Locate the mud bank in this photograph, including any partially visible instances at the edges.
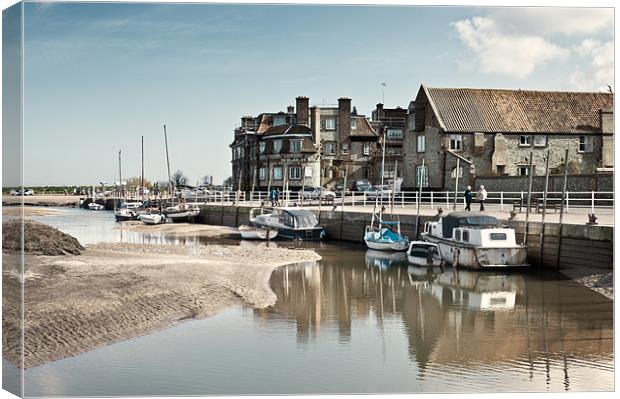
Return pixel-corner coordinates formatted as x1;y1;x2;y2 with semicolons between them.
2;243;321;368
2;195;81;207
117;220;240;238
2;207;63;217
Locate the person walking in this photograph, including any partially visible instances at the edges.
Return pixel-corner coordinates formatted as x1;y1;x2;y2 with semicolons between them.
477;185;487;211
464;186;473;211
275;188;281;207
269;188;276;207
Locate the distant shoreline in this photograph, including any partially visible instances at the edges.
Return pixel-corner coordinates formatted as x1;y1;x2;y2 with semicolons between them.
2;194;81;207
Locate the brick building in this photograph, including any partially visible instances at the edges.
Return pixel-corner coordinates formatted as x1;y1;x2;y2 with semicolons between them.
230;96;379;191
371;103;408;182
403;85;614;190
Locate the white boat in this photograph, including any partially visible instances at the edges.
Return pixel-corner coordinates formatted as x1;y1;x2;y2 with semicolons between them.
239;225;278;240
407;241;443;267
250;207;325;240
163;204;200;223
421;211;529;269
364;222;410;251
87;202;105;210
114;207;136;222
139;213;166;225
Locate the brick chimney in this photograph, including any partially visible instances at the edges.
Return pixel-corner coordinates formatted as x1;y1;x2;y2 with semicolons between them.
310;106;321;146
375;103;384;121
338;97;351;138
287;105;294;113
296;96;309;125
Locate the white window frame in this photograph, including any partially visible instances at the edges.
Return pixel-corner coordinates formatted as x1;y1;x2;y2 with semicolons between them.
273;166;283;180
519;166;530;176
578;136;593;153
417;134;426;153
325;117;336;130
533;135;547;147
363;142;370;156
350;119;357;130
259;142;266;153
519;135;531;147
273;139;283;153
289;166;302;180
290;139;302;153
325;142;336;155
259;167;266;181
416;165;429;187
449;134;462;151
341;143;349;155
451;167;463;179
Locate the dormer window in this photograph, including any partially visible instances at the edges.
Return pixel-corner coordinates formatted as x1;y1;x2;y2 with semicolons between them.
259;142;266;153
290;139;302;153
273;140;283;153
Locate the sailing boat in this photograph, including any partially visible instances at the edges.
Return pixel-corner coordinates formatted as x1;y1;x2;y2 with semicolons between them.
363;133;409;251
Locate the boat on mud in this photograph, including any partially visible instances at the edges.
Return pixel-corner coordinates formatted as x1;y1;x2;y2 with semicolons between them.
87;202;105;211
249;207;325;240
238;225;278;240
139;213;167;225
163;203;200;223
421;211;529;269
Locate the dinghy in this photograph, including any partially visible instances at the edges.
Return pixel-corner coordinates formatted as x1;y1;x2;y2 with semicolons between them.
407;241;443;267
239;225;278;240
88;202;105;211
139;213;166;225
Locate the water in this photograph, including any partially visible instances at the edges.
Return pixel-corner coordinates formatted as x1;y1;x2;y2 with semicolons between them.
4;208;614;395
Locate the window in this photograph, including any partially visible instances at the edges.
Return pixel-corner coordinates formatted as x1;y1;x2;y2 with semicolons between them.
350;119;357;129
363;167;370;179
579;136;593;153
455;230;461;241
325;142;336;155
417;134;426;153
289;166;301;180
416;165;429;187
520;135;531;146
449;134;462;150
496;165;506;174
451;167;463;179
273;166;283;180
533;135;547;147
363;143;370;156
324;117;336;130
519;166;530;176
462;230;469;242
259;142;266;153
273;140;283;153
290;139;302;153
259;167;266;181
490;233;507;241
386;129;403;140
341;143;349;155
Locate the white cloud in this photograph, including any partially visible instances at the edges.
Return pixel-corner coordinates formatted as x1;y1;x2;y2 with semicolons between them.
487;8;613;37
570;39;614;90
452;17;568;79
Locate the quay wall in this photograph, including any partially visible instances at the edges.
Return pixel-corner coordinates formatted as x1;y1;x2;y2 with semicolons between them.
197;205;613;271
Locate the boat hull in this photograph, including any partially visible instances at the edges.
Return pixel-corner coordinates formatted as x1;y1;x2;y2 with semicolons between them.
165;210;199;223
253;222;324;240
364;238;409;251
239;225;278;240
424;235;528;269
139;214;165;225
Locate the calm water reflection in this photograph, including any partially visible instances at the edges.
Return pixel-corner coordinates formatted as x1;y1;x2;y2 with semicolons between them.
4;208;614;395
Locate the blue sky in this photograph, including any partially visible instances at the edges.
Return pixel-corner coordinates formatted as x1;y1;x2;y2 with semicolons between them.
6;1;615;186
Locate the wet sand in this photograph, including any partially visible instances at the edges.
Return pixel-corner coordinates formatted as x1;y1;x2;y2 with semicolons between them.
2;243;321;369
117;220;240;238
2;206;63;217
2;195;81;207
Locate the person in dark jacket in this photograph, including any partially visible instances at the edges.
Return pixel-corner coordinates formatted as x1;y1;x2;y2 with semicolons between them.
464;185;473;211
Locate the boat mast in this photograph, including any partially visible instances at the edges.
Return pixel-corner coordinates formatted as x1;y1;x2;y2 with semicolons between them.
379;132;386;228
118;149;123;203
163;124;173;204
141;135;144;201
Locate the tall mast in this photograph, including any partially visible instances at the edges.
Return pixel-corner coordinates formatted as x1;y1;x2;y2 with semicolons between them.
163;125;173;200
118;149;122;202
141;135;144;200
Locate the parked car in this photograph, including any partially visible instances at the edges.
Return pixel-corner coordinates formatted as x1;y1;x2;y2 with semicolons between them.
9;188;34;196
302;186;336;200
24;189;34;196
9;189;20;196
334;180;350;193
364;185;393;200
352;179;372;192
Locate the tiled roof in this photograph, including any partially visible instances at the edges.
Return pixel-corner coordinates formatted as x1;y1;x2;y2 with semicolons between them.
350;116;378;137
262;124;313;137
262;124;290;136
423;86;613;134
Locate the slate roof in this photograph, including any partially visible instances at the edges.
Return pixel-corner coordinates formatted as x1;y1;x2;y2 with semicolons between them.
350;116;379;138
262;124;313;137
423;86;613;134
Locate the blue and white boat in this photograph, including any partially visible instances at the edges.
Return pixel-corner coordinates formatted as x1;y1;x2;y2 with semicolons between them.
250;207;325;240
364;218;410;251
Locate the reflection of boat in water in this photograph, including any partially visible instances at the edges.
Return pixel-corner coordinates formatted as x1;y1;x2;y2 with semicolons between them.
407;241;443;267
238;239;279;249
365;249;408;270
238;225;278;240
422;212;528;269
250;207;325;240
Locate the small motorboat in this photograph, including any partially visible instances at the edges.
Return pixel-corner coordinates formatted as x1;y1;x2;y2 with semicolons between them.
422;211;529;269
139;213;166;225
114;207;136;222
407;241;443;267
239;225;278;240
250;207;325;240
163;203;200;223
87;202;105;211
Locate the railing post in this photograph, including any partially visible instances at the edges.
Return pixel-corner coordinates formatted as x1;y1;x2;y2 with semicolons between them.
431;191;434;209
352;191;355;206
500;191;504;211
566;191;569;212
363;194;366;207
591;191;595;213
445;191;449;207
401;191;405;208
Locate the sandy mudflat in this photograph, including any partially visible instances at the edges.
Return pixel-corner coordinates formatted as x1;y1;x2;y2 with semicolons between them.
2;243;321;368
2;207;63;217
117;220;240;238
2;195;81;207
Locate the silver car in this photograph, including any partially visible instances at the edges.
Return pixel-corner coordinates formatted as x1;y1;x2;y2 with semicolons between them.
302;186;336;200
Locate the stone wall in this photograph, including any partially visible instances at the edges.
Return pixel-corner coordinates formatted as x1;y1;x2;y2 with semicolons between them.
474;172;613;193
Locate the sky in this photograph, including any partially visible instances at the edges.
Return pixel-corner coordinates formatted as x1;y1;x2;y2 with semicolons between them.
2;1;615;186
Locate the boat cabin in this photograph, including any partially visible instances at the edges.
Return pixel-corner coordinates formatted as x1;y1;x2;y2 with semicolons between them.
424;212;519;248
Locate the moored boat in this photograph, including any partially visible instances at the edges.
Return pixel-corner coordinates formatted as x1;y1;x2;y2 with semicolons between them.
250;207;325;240
364;221;410;251
239;225;278;240
139;213;166;225
407;241;443;267
421;211;529;269
163;203;200;223
114;207;136;222
87;202;105;211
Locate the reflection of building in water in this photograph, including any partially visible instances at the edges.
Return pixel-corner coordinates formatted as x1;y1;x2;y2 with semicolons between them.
261;258;613;385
